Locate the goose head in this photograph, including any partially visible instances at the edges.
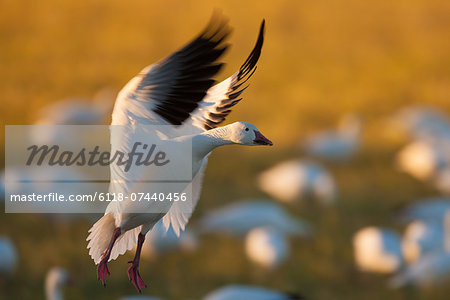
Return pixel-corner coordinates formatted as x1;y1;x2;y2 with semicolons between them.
228;122;273;146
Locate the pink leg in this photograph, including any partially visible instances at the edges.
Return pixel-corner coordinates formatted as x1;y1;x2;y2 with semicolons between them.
128;233;147;292
97;227;121;286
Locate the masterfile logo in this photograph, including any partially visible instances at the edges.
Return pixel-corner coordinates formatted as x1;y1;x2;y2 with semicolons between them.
4;125;194;213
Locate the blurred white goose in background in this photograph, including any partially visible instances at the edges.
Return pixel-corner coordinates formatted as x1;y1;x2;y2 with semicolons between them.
389;250;450;288
402;220;445;263
258;160;336;205
141;221;198;260
395;139;450;181
0;237;18;276
30;88;114;148
199;200;311;238
245;227;289;269
398;197;450;224
35;88;114;125
302;114;362;162
353;227;403;274
45;267;71;300
203;285;302;300
390;105;450;141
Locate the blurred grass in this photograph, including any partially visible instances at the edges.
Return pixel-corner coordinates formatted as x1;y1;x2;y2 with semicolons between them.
1;0;450;299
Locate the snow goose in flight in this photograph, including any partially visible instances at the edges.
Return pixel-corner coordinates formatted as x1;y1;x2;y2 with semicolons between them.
87;15;270;292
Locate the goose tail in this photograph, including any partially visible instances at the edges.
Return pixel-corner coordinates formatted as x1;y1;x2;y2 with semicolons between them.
86;213;116;264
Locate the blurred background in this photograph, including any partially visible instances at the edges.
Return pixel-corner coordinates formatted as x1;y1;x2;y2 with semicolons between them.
1;0;450;299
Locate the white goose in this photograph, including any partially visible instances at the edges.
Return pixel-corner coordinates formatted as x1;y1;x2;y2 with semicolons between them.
35;87;114;125
258;160;336;204
302;114;362;162
390;105;450;141
203;285;302;300
199;200;311;237
402;219;445;263
45;267;71;300
245;226;289;269
87;16;271;292
395;139;450;181
353;227;403;274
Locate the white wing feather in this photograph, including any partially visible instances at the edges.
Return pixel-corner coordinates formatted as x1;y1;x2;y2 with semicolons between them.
163;156;209;236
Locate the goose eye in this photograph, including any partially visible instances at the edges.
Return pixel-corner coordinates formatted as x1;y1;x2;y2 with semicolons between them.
245;128;249;132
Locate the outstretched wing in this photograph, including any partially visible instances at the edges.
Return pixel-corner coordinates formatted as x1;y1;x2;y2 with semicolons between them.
162;21;265;236
112;14;231;127
162;155;209;236
186;19;265;131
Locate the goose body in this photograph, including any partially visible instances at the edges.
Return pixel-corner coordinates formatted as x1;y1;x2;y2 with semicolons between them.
353;227;403;274
258;160;336;204
199;200;310;237
86;16;271;292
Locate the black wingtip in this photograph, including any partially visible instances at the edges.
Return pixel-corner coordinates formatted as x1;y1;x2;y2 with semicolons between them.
199;10;232;42
239;19;265;79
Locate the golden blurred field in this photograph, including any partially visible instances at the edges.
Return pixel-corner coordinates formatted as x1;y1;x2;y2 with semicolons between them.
1;0;450;299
